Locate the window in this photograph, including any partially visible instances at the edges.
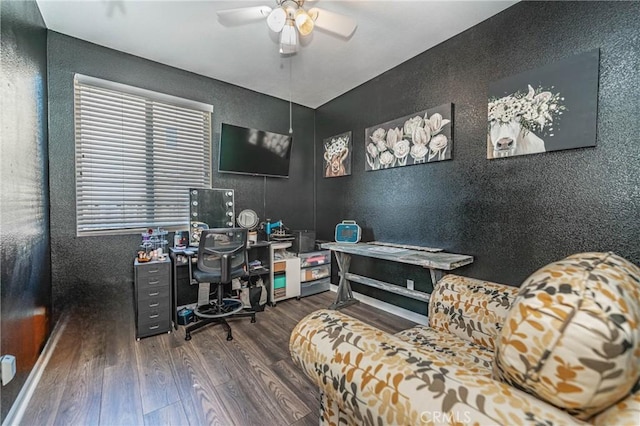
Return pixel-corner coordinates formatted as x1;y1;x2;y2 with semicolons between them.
74;74;212;236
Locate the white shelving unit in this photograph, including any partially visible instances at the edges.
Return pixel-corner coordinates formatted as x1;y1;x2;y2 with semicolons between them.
268;241;301;306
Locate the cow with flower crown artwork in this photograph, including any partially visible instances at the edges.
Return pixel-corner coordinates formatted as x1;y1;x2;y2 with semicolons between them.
323;131;352;178
487;84;566;159
486;49;600;159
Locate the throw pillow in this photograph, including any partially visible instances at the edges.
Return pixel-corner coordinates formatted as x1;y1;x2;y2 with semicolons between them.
493;252;640;420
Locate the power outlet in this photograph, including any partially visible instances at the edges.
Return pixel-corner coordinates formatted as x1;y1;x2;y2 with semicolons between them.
1;354;16;386
406;279;414;291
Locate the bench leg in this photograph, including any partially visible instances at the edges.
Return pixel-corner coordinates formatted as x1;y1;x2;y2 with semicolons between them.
329;252;358;310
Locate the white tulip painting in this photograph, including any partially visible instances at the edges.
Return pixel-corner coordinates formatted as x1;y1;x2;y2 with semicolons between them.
365;103;453;171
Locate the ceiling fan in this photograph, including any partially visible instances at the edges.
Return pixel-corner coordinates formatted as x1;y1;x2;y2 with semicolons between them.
217;0;358;55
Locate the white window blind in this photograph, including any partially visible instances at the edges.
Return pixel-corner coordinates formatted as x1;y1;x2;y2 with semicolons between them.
74;74;212;236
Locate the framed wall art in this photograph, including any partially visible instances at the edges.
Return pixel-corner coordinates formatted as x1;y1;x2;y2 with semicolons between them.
365;103;453;171
323;131;352;178
487;49;599;159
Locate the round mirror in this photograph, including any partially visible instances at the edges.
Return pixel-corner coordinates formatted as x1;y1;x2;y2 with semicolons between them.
237;209;259;230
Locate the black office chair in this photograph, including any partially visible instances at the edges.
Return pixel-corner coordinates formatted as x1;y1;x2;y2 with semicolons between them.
185;228;256;341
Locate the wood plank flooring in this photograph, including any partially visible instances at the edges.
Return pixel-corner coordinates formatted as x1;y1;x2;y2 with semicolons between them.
20;291;416;426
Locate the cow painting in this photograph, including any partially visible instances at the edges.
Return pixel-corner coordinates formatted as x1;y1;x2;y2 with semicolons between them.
487;117;546;158
487;84;566;159
323;132;352;178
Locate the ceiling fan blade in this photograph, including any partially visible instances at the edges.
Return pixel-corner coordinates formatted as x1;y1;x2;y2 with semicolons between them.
217;6;272;25
308;7;357;39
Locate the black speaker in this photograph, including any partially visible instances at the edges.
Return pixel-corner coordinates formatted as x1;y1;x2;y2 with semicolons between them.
291;230;316;254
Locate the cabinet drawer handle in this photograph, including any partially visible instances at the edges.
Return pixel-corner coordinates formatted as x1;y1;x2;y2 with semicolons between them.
149;302;159;308
149;313;159;319
148;291;160;296
149;325;159;330
148;280;160;285
148;269;158;274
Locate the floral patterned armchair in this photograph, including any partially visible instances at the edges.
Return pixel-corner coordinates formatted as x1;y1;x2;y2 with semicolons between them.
290;252;640;425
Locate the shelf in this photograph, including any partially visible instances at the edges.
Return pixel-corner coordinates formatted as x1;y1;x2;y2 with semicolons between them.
249;268;270;276
298;250;331;297
299;250;331;268
248;241;271;248
272;241;292;250
268;250;301;304
300;277;330;297
301;264;331;283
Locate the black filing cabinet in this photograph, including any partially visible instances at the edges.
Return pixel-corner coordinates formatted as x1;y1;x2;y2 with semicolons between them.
134;258;172;340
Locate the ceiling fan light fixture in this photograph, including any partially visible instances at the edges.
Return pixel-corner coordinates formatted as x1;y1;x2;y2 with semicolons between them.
294;9;314;36
266;7;287;32
279;43;297;55
279;20;298;54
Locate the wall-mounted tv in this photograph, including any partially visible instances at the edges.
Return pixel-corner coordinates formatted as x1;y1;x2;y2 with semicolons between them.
218;123;293;178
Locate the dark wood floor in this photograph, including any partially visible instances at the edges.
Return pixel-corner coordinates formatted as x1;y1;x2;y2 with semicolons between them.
21;290;416;426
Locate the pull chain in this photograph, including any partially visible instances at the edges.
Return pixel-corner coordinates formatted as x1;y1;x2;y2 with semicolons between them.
289;55;293;134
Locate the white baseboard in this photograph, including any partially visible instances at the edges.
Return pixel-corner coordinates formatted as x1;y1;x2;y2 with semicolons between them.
329;284;428;325
2;313;69;426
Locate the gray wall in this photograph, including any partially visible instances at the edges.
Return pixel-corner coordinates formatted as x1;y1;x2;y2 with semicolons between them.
47;32;315;314
0;0;51;420
315;1;640;313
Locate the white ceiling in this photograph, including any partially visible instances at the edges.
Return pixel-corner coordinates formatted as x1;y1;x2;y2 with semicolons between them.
36;0;516;109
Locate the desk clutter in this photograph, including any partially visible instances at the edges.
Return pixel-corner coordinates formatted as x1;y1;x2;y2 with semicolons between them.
166;234;330;334
136;227;168;262
248;259;266;272
239;276;268;311
177;307;194;325
132;188;331;341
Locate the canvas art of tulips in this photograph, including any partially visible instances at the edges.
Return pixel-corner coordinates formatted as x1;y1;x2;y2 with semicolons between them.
365;103;453;171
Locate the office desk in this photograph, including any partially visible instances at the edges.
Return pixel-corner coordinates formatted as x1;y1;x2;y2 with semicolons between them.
169;241;272;329
320;242;474;310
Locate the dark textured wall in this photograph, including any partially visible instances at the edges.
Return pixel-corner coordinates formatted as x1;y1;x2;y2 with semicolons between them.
0;0;51;420
47;32;315;314
316;1;640;313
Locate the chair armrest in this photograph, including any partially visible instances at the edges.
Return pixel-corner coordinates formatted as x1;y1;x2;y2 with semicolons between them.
290;309;585;426
429;274;520;351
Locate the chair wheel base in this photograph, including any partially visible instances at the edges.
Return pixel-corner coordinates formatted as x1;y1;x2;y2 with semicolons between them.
195;298;243;318
185;334;192;341
226;334;233;341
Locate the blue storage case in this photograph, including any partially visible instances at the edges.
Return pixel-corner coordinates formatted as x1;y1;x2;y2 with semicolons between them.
334;220;361;244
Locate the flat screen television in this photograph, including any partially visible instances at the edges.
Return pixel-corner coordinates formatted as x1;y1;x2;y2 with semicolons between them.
218;123;293;178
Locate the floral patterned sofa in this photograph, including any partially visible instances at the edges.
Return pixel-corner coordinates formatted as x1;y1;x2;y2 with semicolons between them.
290;252;640;425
